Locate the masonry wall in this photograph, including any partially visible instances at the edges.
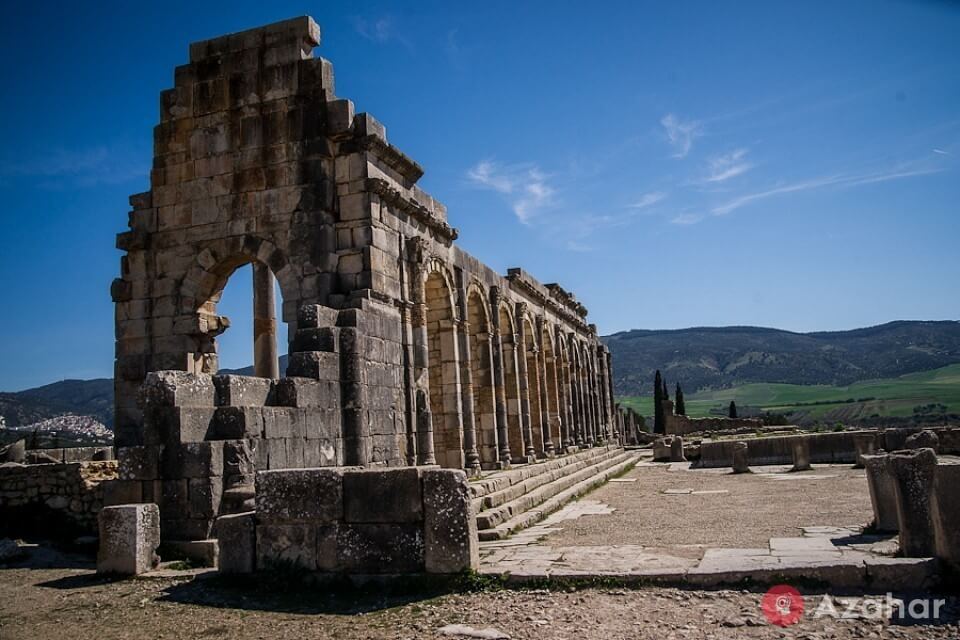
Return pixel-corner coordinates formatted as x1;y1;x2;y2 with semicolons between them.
664;413;763;436
111;14;619;485
0;461;118;535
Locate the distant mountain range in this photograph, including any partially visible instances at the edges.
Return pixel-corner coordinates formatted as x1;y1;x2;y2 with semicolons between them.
604;320;960;396
2;320;958;437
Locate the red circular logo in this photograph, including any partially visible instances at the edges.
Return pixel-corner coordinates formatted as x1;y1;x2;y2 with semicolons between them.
761;584;804;626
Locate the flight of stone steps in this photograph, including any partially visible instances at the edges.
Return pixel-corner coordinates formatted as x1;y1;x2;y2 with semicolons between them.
470;446;638;541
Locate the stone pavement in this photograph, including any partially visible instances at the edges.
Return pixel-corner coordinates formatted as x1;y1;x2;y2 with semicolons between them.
479;463;941;590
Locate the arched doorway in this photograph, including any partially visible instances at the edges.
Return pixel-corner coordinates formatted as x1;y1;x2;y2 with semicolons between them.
425;269;465;469
466;287;498;466
523;317;544;456
541;324;561;451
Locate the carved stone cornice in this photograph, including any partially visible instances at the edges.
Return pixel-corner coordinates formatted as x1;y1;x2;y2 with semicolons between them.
366;178;458;242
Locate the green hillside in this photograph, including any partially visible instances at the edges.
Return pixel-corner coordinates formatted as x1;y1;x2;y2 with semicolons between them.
619;363;960;425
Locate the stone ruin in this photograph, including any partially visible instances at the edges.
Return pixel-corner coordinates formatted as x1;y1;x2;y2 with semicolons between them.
101;16;621;573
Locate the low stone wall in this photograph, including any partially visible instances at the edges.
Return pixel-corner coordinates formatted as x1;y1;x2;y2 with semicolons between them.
664;414;763;437
27;446;114;463
218;466;478;575
698;427;960;468
0;461;118;535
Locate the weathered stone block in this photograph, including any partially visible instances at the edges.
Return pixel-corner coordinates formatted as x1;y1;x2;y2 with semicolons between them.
262;407;299;439
117;446;160;480
145;406;216;444
102;479;143;506
140;371;216;408
188;477;223;518
732;442;750;474
790;437;812;472
214;374;274;407
669;436;686;463
216;511;256;574
422;469;478;573
276;377;340;409
256;467;344;524
161;442;224;479
889;448;937;557
286;351;340;380
931;461;960;570
863;453;899;532
335;523;424;573
97;504;160;575
256;523;317;571
343;467;422;523
212;406;264;439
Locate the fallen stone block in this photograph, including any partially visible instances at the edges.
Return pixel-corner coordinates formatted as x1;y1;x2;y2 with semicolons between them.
732;442;750;474
97;504;161;575
216;512;256;574
669;436;686;463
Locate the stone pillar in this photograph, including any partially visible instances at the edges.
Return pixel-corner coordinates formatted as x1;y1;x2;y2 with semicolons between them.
452;263;478;472
670;436;686;462
790;437;812;472
252;263;279;379
97;504;160;575
489;287;511;466
340;326;369;466
408;239;435;465
889;447;937;557
456;318;482;473
515;303;535;460
732;442;750;474
862;453;899;532
853;432;878;468
573;350;586;446
536;317;556;456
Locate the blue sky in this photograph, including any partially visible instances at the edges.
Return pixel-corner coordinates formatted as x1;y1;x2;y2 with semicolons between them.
0;1;958;390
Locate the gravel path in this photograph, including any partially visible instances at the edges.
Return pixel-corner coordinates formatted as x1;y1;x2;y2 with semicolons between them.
1;563;957;640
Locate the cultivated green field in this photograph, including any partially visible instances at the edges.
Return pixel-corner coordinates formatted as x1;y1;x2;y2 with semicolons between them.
618;363;960;424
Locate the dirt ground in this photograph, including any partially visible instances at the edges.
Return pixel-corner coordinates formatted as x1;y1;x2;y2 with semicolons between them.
1;558;958;640
543;462;874;557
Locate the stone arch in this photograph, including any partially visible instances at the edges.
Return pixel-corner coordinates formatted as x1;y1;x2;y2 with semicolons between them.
570;336;587;446
541;322;561;451
555;328;573;450
522;314;544;455
424;268;464;469
175;235;301;376
498;303;525;461
464;282;498;466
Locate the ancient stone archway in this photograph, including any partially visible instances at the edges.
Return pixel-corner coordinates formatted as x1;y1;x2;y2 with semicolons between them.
498;304;526;461
465;284;498;466
523;315;544;456
541;323;561;452
424;268;464;469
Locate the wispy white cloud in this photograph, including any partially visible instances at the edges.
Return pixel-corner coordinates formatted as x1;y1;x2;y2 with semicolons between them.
352;16;413;49
466;160;555;224
933;148;951;156
628;191;667;209
660;113;702;158
712;166;943;216
0;145;148;189
670;213;703;226
704;148;753;183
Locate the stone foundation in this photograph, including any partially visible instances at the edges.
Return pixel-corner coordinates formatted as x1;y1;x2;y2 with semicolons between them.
0;461;117;535
228;466;477;575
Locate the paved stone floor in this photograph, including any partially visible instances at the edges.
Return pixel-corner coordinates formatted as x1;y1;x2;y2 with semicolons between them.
479;459;938;587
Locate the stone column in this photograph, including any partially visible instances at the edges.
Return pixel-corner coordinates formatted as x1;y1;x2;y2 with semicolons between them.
457;317;482;473
408;239;436;465
536;316;555;456
515;303;535;459
252;262;279;379
572;348;586;446
889;447;938;557
489;287;511;465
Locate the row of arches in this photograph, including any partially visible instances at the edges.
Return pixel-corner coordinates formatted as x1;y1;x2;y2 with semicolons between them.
417;263;616;470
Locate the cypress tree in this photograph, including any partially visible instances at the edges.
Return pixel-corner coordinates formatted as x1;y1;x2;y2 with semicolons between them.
675;383;686;416
728;400;738;419
653;370;664;434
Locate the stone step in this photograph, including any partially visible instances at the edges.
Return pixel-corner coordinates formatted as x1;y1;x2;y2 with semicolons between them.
471;447;624;515
470;446;616;507
476;450;638;541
